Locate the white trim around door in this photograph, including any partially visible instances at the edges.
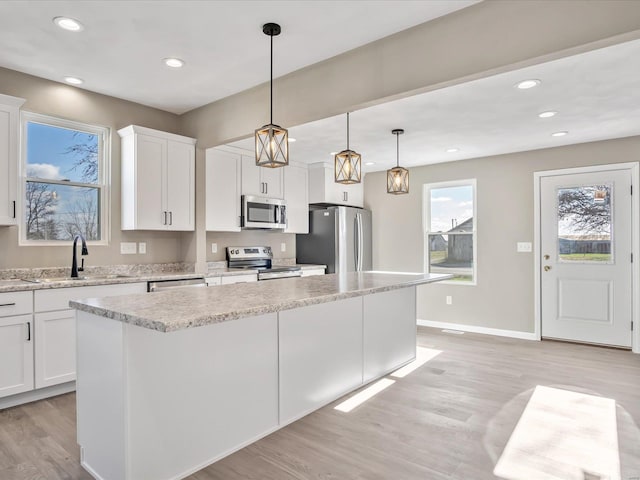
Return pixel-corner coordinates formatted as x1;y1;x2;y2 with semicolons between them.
534;162;640;354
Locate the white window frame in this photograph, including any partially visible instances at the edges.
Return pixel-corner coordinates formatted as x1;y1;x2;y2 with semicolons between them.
19;111;110;246
423;178;477;285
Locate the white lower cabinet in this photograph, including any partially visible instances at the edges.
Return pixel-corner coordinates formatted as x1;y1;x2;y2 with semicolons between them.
363;287;416;382
278;296;363;424
300;267;325;277
34;310;76;388
0;314;34;398
221;274;257;285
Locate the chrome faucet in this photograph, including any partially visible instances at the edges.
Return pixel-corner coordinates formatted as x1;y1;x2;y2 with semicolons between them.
71;234;89;278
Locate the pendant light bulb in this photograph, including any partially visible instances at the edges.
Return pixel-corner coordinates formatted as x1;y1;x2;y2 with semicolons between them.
255;22;289;168
334;112;362;184
386;129;409;195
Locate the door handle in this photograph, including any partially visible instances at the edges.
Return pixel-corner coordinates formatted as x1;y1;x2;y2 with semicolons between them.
169;211;173;225
544;254;550;260
354;216;359;271
0;302;16;307
544;265;552;271
163;211;167;225
12;200;16;219
26;321;31;342
265;183;268;195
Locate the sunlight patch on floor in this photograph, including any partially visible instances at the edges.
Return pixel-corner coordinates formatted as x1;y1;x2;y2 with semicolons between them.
334;378;395;413
494;385;620;480
390;347;442;378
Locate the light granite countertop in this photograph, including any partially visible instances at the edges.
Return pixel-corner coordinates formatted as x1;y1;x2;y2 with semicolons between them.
70;272;451;333
0;264;326;293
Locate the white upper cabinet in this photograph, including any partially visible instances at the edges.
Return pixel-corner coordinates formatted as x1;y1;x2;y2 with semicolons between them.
308;163;363;208
284;163;309;234
118;125;196;231
241;155;284;198
0;94;26;226
206;148;241;232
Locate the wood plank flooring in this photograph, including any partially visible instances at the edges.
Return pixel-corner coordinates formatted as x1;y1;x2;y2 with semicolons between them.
1;327;639;479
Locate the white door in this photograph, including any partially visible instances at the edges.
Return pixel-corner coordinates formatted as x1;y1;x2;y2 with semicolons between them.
0;314;34;398
540;168;633;347
35;310;76;388
135;134;166;229
205;149;241;232
283;164;308;234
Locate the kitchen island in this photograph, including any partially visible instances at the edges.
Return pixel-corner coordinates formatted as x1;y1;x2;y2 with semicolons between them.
70;271;449;480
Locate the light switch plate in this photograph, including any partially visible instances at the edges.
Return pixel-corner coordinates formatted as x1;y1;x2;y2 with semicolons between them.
120;242;137;255
138;242;147;254
211;243;217;253
281;242;286;252
517;242;532;253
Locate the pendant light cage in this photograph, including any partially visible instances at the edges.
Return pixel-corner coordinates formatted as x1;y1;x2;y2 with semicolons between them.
387;129;409;195
255;22;289;168
335;112;362;184
255;124;288;168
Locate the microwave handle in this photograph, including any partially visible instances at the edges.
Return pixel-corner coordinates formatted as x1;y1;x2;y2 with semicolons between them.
281;205;286;226
275;204;281;224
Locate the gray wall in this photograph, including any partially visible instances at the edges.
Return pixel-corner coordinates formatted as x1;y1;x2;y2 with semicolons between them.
0;67;188;269
364;136;640;333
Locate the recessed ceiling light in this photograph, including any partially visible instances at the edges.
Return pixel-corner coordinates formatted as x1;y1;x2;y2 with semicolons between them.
538;111;557;118
515;79;541;90
53;16;84;32
163;58;185;68
446;148;459;153
64;76;84;85
551;131;568;137
365;162;376;166
288;138;296;142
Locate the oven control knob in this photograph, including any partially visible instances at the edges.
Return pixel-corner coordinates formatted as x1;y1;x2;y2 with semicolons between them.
263;248;267;253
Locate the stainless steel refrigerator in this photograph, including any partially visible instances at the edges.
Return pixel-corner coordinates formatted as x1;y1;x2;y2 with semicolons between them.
296;206;372;274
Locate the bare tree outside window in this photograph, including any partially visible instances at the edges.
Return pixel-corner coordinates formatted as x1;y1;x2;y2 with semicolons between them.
22;115;106;243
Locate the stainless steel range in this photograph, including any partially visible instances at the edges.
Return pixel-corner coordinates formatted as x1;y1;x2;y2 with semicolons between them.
226;246;302;280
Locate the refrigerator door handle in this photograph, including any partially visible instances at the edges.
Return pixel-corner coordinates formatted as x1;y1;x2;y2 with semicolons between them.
354;215;359;271
357;213;364;271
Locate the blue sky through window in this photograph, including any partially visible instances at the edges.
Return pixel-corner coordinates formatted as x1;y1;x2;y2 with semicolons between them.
429;185;473;232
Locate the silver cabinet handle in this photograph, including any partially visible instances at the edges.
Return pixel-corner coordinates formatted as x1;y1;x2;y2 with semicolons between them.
12;200;16;219
169;211;173;225
26;321;31;342
163;211;167;225
265;183;268;195
0;302;16;307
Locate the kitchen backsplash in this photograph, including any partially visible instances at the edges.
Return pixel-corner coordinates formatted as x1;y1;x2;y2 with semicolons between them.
206;231;296;262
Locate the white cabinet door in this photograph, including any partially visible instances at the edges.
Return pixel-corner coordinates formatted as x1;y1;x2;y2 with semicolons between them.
0;314;34;398
166;140;195;231
241;155;284;198
284;164;309;234
0;95;24;226
363;287;416;382
206;149;241;232
308;163;363;207
119;125;196;231
221;274;257;285
300;268;325;277
35;310;76;388
134;134;166;230
279;297;363;424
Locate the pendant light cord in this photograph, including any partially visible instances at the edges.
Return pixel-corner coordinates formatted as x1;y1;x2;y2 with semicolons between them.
346;112;350;150
396;131;400;168
270;33;273;125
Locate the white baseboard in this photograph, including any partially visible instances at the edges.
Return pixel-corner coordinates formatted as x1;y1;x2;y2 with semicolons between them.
417;319;538;341
0;381;75;410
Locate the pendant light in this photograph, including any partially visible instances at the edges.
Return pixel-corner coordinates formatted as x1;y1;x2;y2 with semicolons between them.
255;22;288;168
334;112;362;184
387;129;409;194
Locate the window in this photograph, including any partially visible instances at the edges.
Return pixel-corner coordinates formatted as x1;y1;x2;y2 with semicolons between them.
21;113;109;244
423;179;476;284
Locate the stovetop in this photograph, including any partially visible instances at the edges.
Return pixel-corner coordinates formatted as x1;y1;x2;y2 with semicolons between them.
226;246;301;275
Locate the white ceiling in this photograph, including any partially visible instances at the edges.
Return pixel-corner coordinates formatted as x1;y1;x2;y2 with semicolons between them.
230;38;640;173
0;0;478;114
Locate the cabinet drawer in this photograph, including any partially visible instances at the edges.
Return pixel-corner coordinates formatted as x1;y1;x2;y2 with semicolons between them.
35;282;147;312
0;291;33;317
221;274;257;285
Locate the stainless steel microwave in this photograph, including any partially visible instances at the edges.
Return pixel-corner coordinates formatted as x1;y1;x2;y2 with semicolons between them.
241;195;287;229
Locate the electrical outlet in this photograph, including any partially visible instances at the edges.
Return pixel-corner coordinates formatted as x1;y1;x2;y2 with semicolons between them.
281;242;286;252
446;295;453;305
138;242;146;254
120;242;137;255
517;242;532;253
211;243;217;254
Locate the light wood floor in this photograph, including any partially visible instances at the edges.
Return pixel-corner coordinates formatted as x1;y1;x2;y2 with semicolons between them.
1;327;639;479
